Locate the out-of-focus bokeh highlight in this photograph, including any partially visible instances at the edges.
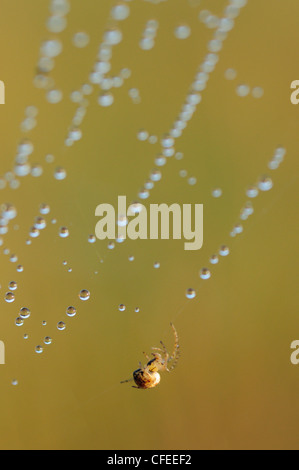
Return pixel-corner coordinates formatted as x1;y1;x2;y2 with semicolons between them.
0;0;298;450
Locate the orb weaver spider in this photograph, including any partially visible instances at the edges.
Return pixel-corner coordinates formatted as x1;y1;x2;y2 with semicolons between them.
121;323;180;389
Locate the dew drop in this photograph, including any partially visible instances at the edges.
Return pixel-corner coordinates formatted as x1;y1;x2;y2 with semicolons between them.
79;289;90;301
258;175;273;191
5;292;15;303
111;3;130;21
219;245;230;256
47;15;67;33
210;254;219;265
59;227;69;238
34;217;47;230
103;28;123;46
73;31;90;48
200;268;211;280
54;167;67;180
40;39;62;58
8;281;17;291
98;92;114;107
57;321;66;331
186;288;196;299
88;235;96;244
20;307;31;319
174;24;191;39
46;89;63;104
252;87;264;99
66;306;77;317
236;84;250;97
212;188;222;198
15;317;24;327
246;186;259;198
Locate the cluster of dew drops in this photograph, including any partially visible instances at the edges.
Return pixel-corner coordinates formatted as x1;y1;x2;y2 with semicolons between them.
0;0;286;386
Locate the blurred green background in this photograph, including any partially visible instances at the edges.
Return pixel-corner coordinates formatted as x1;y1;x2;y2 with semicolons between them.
0;0;298;450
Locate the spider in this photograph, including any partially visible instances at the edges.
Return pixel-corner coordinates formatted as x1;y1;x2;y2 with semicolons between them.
121;323;180;389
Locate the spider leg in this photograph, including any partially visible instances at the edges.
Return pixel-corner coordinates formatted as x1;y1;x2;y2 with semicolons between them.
120;377;134;384
168;323;180;371
152;347;164;353
143;351;151;362
160;340;168;354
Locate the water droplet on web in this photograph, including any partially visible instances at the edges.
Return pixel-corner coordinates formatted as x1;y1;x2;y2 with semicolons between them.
79;289;90;301
103;28;123;46
35;345;44;354
98;92;114;107
73;31;90;48
137;129;149;141
54;167;67;180
219;245;230;256
8;281;17;291
15;317;24;327
246;186;259;198
57;321;66;331
174;24;191;39
34;217;46;230
47;15;67;33
40;39;62;58
40;204;50;215
59;227;69;238
46;89;63;104
188;177;197;186
180;170;187;178
119;304;126;312
5;292;15;303
252;87;264;99
50;0;70;16
210;255;219;265
212;188;222;198
200;268;211;280
236;84;250;97
186;288;196;299
20;308;31;319
111;3;130;21
258;175;273;191
88;235;96;244
66;306;77;317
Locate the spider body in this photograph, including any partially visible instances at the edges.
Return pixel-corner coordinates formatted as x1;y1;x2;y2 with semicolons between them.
121;323;180;390
133;367;161;389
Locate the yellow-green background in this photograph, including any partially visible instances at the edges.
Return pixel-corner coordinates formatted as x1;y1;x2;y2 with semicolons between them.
0;0;298;450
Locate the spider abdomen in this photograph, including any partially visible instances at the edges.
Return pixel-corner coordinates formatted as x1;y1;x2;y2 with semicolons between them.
133;368;161;389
